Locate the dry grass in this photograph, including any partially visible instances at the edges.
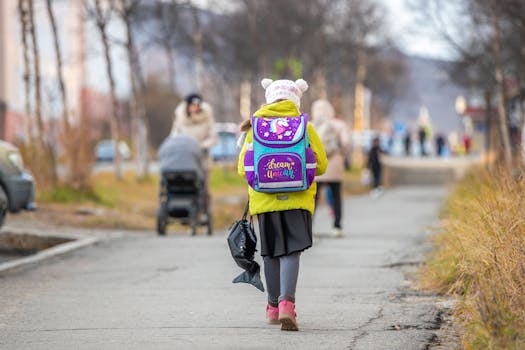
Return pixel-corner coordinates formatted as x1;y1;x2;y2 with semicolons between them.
419;167;525;349
17;164;367;233
32;165;247;232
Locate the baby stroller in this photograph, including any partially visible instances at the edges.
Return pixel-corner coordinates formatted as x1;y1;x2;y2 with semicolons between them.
156;135;213;236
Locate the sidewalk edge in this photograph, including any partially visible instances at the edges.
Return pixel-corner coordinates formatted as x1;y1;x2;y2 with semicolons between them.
0;236;98;274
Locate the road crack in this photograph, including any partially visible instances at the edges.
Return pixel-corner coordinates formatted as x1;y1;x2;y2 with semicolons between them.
381;261;421;268
347;306;384;350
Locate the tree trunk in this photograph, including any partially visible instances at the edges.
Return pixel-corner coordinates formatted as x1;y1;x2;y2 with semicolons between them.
46;0;74;184
158;1;177;94
95;0;122;180
313;68;327;100
190;3;203;92
489;0;512;168
519;93;525;166
353;48;367;131
240;79;251;121
351;47;368;168
28;0;43;143
137;114;148;177
122;4;148;179
514;76;525;166
28;0;58;187
18;0;32;145
484;90;494;166
164;44;176;94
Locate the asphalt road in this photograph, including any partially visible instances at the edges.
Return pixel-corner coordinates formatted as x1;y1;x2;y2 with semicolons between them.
0;186;448;350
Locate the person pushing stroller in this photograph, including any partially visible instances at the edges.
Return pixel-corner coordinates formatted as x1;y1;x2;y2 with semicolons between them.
171;93;218;170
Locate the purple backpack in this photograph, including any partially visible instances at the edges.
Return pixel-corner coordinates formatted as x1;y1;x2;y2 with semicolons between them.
243;115;317;193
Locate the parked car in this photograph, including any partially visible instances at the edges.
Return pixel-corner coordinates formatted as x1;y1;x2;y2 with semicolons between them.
210;123;239;161
0;141;36;227
95;140;131;162
211;131;238;161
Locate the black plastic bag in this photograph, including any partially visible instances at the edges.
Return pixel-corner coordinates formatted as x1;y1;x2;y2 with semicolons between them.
227;202;264;292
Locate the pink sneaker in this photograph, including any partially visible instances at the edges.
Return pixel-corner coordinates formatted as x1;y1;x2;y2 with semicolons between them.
266;304;279;325
278;300;299;331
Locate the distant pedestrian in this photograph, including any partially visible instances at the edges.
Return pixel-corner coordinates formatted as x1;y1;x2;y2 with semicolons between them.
418;126;427;156
237;78;328;331
367;136;383;198
404;131;411;156
311;99;350;238
463;134;472;155
436;134;446;157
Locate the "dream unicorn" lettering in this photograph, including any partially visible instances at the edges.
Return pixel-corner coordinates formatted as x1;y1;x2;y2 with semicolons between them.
266;158;295;179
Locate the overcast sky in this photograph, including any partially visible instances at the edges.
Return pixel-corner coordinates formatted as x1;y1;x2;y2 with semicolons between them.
380;0;454;60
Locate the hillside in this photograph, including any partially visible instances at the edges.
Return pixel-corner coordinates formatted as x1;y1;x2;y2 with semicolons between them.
389;55;465;133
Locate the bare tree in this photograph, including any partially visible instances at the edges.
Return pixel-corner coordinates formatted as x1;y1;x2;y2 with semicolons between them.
116;0;149;178
46;0;78;183
27;0;44;146
488;0;512;167
412;0;521;167
28;0;58;186
142;75;179;149
18;0;32;144
131;0;403;130
134;0;188;94
189;1;203;91
154;0;178;93
92;0;123;180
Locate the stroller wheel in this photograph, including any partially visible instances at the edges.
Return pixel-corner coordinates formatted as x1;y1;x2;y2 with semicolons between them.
157;210;167;236
191;213;198;236
206;213;213;236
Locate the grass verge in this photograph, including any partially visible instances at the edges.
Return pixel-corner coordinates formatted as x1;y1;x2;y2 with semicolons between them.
33;165;247;231
22;164;367;233
419;167;525;349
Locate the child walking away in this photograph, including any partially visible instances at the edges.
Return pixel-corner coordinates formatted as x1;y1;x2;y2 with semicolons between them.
238;78;327;331
367;136;383;198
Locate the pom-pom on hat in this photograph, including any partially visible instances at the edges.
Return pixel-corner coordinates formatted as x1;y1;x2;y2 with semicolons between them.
261;78;309;109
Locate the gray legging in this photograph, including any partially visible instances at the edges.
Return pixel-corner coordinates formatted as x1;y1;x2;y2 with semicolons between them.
263;252;301;306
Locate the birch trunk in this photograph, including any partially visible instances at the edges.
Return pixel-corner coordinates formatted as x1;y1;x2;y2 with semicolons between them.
27;0;44;144
46;0;74;183
28;0;58;186
94;0;122;180
18;0;32;144
122;3;148;178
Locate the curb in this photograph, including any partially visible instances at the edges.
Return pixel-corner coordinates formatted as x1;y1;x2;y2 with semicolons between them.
0;232;98;274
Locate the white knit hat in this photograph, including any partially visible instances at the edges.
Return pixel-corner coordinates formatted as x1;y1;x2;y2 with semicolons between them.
261;78;309;109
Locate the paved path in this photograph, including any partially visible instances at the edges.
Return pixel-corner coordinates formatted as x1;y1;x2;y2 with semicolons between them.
0;187;448;350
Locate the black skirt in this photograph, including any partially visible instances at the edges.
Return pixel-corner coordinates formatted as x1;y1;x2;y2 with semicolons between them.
257;209;313;258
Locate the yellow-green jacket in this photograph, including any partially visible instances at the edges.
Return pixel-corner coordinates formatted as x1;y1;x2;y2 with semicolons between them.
237;100;328;215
